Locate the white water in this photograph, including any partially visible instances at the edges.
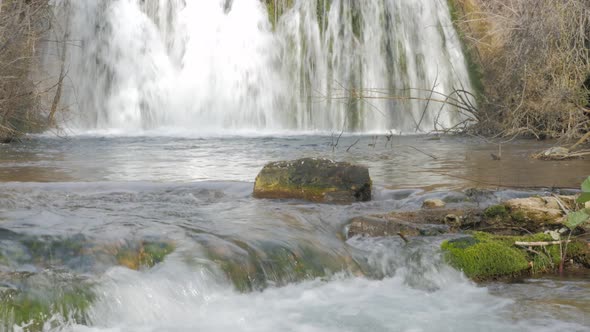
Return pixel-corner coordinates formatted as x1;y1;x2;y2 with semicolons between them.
58;0;474;133
38;239;589;332
73;261;510;332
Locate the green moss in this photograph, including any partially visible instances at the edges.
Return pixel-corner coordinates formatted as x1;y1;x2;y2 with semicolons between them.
350;6;362;39
264;0;294;30
217;259;261;292
484;204;508;218
116;241;175;270
140;241;175;267
442;231;590;279
253;158;372;202
316;0;331;33
510;210;526;223
442;233;529;279
397;41;407;72
0;287;94;331
207;239;361;292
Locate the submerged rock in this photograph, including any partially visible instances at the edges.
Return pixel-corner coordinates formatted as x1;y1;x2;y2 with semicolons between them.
422;199;446;209
253;158;371;203
198;235;364;292
347;216;450;238
0;273;94;330
346;208;483;238
1;234;175;272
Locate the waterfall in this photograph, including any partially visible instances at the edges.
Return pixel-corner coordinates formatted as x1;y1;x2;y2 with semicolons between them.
60;0;474;134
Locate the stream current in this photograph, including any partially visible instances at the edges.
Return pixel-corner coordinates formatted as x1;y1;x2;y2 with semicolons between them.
0;135;589;331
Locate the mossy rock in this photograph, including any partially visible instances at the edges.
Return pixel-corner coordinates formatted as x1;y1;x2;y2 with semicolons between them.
442;232;590;279
442;233;530;280
203;237;363;292
0;281;94;331
484;204;508;218
115;241;175;270
253;158;371;203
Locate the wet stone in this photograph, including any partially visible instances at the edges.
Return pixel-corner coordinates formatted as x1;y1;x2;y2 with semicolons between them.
422;199;446;209
253;158;371;203
347;216;450;238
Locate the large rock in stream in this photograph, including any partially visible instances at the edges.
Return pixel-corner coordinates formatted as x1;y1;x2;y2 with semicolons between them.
253;158;371;203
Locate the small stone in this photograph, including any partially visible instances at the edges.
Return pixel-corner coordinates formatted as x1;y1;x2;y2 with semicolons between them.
543;146;569;156
422;199;445;209
504;197;565;224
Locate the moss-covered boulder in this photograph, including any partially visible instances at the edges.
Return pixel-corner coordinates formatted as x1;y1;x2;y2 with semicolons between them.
253;158;371;203
441;233;530;280
441;232;590;280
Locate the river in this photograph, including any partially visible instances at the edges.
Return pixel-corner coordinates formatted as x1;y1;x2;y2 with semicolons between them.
0;134;588;331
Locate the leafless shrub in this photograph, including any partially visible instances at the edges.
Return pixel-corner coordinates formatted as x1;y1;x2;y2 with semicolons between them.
0;0;54;142
451;0;590;139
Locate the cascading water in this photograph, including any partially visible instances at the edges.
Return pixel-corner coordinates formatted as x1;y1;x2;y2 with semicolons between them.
59;0;474;134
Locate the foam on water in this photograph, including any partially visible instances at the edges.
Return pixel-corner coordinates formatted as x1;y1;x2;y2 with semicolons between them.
35;239;587;332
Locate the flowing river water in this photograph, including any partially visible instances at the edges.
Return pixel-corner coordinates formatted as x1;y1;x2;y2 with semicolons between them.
0;135;589;331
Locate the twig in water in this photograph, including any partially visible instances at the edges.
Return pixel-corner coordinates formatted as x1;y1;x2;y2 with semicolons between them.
404;145;438;160
346;138;360;152
397;232;409;244
331;130;344;152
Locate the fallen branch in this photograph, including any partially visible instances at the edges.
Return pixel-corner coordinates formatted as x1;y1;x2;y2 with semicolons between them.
515;240;571;247
569;131;590;151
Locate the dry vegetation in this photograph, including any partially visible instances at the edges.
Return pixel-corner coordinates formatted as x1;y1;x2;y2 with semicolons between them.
0;0;55;142
450;0;590;140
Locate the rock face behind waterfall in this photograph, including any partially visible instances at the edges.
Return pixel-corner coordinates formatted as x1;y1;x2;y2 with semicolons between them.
253;158;371;203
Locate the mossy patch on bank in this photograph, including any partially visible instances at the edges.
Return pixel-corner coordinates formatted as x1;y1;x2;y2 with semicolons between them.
441;232;590;280
441;233;529;279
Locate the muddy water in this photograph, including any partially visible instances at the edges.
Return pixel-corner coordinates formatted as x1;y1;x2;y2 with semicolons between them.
0;135;588;331
0;135;587;188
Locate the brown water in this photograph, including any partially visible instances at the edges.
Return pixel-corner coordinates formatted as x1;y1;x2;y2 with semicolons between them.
0;135;587;188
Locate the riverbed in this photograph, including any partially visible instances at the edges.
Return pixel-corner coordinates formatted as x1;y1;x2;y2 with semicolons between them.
0;135;588;331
